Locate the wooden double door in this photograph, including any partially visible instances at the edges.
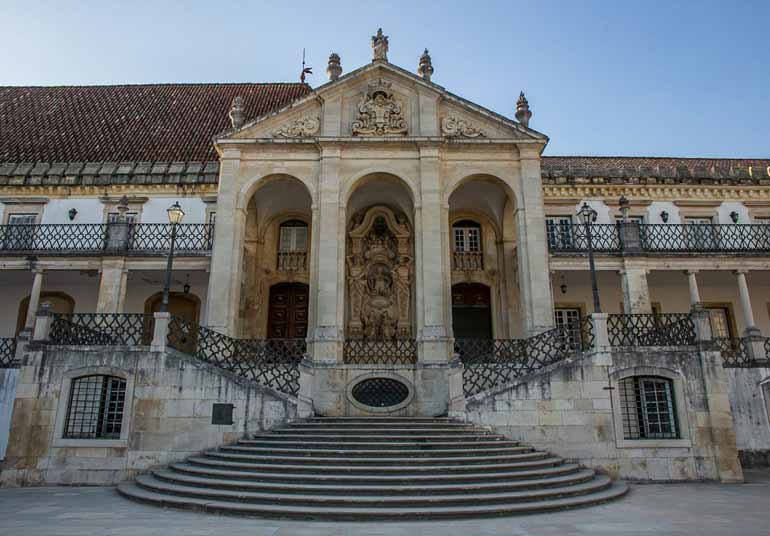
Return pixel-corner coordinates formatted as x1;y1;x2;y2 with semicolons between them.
451;283;492;339
267;283;309;339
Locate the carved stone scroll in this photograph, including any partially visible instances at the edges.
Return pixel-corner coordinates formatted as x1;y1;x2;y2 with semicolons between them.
441;116;485;138
272;116;320;138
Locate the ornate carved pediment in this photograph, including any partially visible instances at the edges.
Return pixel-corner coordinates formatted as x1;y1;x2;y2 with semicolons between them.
351;79;408;136
441;116;485;138
346;206;413;340
272;116;320;138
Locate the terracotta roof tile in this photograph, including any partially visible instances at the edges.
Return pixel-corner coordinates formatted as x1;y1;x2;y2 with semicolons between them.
0;83;311;162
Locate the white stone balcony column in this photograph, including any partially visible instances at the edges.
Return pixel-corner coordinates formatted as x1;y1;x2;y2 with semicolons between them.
619;263;652;314
416;144;451;362
24;267;45;331
686;269;701;305
96;259;128;313
310;145;343;363
517;146;555;335
735;270;759;335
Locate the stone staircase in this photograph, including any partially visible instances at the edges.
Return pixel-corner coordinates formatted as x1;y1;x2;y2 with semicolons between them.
118;417;627;520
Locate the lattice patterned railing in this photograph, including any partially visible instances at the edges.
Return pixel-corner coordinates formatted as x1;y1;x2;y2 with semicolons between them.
458;327;572;397
343;339;418;365
715;336;770;368
167;316;304;395
580;316;595;352
127;223;214;253
0;337;17;368
640;223;770;253
49;314;154;346
0;223;214;255
606;313;695;347
546;223;622;253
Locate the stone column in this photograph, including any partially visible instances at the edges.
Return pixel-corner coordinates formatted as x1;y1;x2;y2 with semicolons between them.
516;146;555;335
619;263;652;314
204;149;244;336
311;145;343;363
686;270;701;306
416;145;451;362
735;270;758;334
24;268;45;331
96;259;128;313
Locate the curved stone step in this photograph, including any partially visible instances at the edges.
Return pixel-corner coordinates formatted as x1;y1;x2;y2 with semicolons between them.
205;447;536;466
249;433;503;442
271;427;489;435
188;452;564;474
170;461;583;485
117;481;629;520
219;444;535;458
237;439;521;449
152;467;597;495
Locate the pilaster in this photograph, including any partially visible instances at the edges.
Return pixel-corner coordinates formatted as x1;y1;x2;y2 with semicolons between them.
516;146;554;335
96;259;128;313
619;262;652;314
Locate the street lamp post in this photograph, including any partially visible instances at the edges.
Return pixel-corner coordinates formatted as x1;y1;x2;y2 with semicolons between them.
578;202;602;313
160;202;185;313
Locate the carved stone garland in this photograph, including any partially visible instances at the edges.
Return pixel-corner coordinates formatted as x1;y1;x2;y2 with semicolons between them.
272;116;320;138
346;206;413;340
351;79;408;136
441;116;485;138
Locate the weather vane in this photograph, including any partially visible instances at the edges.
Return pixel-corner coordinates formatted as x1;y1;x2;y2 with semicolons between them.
300;48;312;83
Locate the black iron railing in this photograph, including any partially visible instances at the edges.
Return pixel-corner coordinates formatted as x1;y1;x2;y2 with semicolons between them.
579;316;595;351
343;339;418;365
0;223;214;255
49;314;154;346
167;317;304;396
546;223;622;253
457;327;572;397
0;337;17;367
607;313;695;347
715;336;770;368
548;223;770;254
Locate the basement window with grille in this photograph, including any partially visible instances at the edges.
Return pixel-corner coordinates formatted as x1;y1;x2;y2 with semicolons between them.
618;376;679;440
64;375;127;440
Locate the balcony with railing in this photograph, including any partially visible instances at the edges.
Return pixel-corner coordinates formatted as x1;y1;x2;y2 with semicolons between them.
277;251;308;272
547;222;770;255
452;251;484;270
0;222;214;256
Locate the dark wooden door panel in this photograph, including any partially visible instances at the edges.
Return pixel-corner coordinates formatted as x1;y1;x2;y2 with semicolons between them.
267;283;309;339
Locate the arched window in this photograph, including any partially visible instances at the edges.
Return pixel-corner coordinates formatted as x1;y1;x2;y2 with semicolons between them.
278;220;308;271
64;375;127;440
452;220;483;270
618;376;678;440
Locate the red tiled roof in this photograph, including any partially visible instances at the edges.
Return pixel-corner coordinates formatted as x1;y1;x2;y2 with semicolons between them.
0;83;311;162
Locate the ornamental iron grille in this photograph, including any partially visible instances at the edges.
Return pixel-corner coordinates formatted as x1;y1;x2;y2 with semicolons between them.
715;337;770;367
545;222;622;253
49;314;154;346
618;376;679;440
458;327;572;397
167;316;304;396
0;223;213;255
0;337;17;367
342;339;418;364
63;375;126;439
547;223;770;254
351;377;410;408
580;316;595;352
127;223;214;253
606;313;695;347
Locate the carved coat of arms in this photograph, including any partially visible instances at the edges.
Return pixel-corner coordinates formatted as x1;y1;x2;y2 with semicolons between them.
351;79;408;136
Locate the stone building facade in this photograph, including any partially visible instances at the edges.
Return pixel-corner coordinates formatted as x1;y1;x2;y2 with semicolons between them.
0;32;769;486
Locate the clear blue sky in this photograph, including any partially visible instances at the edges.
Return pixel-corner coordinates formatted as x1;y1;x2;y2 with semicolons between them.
2;1;768;157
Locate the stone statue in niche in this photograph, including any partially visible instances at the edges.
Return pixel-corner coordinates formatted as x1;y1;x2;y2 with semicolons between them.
351;79;408;136
347;206;413;339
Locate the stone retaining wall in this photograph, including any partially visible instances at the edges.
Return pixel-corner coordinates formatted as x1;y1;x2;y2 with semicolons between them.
0;345;296;486
725;366;770;467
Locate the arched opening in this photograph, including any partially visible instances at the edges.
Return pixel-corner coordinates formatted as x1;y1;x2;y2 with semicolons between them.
240;175;313;338
266;282;309;339
16;291;75;336
345;173;416;344
447;174;519;338
451;283;492;339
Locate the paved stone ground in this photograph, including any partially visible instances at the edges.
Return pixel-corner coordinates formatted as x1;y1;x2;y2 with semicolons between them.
0;469;769;536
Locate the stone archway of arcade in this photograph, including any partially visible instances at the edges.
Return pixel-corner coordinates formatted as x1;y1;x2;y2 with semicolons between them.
0;266;210;339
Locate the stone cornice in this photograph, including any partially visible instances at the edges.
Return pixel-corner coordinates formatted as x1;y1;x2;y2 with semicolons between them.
543;184;770;203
